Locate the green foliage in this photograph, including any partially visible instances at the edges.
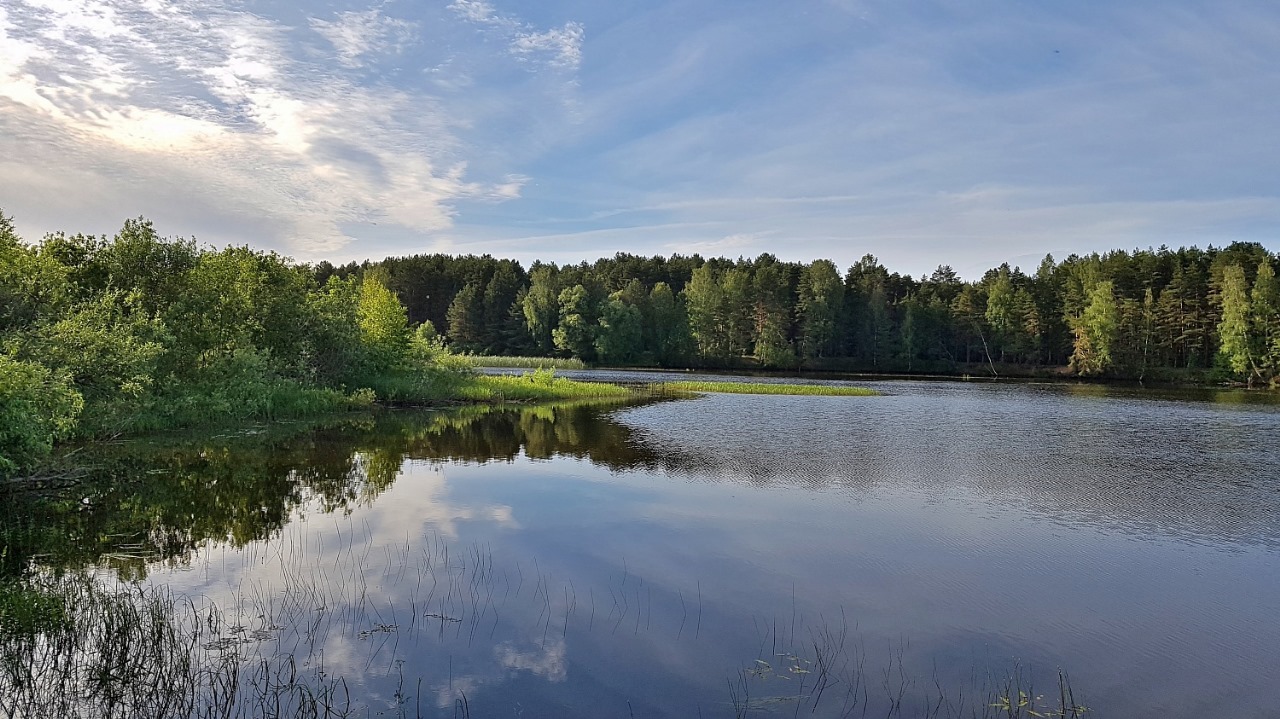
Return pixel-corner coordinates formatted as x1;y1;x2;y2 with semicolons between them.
683;265;727;360
594;293;643;364
1252;260;1280;380
358;275;411;372
523;266;560;354
446;281;484;352
0;355;83;475
15;291;167;408
0;219;71;333
552;284;598;360
798;259;844;359
648;282;693;366
1070;281;1119;376
1216;263;1252;379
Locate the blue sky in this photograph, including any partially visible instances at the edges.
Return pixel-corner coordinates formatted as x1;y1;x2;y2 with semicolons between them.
1;0;1277;278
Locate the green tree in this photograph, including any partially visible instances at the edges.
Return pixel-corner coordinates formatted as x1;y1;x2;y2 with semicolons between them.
552;284;598;360
1250;260;1280;382
446;282;485;353
1070;280;1119;376
1216;263;1252;379
523;266;559;354
649;282;693;366
797;259;844;360
984;266;1022;361
0;355;83;476
720;268;754;357
359;275;411;371
751;260;795;369
16;290;167;411
595;293;643;364
683;265;727;361
482;263;523;353
0;214;71;333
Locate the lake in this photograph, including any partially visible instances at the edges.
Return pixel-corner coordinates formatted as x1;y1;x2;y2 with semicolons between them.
11;374;1280;717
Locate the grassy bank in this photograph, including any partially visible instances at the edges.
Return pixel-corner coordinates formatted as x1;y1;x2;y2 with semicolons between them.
655;380;880;396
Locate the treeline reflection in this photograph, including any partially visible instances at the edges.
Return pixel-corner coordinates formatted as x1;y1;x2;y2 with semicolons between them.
4;393;1278;582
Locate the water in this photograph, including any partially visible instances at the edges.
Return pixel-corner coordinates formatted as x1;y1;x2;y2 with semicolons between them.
14;377;1280;717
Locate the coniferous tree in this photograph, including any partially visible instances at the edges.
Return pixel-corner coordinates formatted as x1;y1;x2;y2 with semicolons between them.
481;262;523;353
797;259;844;361
446;282;484;352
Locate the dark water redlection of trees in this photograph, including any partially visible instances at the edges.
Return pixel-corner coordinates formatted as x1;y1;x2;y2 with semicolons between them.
328;235;1280;383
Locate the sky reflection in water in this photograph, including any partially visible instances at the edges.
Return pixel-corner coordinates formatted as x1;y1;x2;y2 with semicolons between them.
91;381;1280;718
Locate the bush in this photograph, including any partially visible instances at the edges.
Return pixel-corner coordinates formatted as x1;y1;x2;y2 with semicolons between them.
0;355;83;476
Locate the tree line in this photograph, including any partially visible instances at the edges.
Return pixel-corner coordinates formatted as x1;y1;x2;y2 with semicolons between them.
4;211;1279;473
324;242;1280;385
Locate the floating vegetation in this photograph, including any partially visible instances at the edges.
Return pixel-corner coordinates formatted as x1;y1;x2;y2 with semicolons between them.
653;380;880;397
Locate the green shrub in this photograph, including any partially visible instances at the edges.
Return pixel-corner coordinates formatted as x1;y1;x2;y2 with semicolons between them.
0;355;83;476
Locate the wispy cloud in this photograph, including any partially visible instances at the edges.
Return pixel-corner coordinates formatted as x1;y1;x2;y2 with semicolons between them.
447;0;584;71
310;9;416;69
0;0;581;256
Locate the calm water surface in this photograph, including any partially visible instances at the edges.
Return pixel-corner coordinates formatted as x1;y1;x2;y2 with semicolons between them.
55;377;1280;716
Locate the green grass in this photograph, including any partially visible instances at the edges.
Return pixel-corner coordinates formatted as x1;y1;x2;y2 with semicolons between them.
467;355;587;370
356;367;630;404
456;370;631;402
654;380;880;396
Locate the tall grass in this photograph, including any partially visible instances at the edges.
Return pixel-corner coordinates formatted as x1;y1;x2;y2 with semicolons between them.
654;380;880;396
0;574;359;719
467;355;587;370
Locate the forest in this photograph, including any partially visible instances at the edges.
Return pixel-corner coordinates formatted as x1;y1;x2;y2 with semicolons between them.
3;210;1279;475
325;235;1280;385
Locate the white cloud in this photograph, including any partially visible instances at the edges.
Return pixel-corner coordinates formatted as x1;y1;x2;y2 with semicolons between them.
0;0;549;256
510;22;584;70
311;9;416;69
447;0;584;72
447;0;499;25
